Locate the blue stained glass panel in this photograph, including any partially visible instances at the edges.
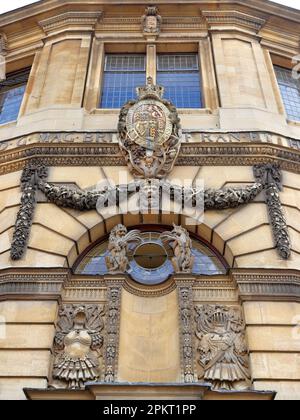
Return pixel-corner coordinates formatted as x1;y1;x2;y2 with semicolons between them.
157;54;202;109
100;54;146;108
157;72;202;108
275;65;300;121
101;72;146;109
0;84;26;125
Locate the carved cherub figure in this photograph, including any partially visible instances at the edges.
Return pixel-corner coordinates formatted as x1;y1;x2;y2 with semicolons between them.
160;224;195;273
105;224;142;273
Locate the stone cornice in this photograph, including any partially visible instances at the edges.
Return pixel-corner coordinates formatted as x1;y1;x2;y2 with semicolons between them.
201;10;266;34
2;138;300;175
231;269;300;302
0;268;68;301
39;11;103;35
0;1;299;28
99;16;206;32
1;268;300;302
0;1;299;53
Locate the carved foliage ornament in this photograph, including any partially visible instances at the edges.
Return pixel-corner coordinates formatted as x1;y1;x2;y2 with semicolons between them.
254;164;291;259
178;285;197;383
104;285;122;383
10;162;48;261
11;163;289;261
52;304;105;389
195;304;251;391
118;77;181;179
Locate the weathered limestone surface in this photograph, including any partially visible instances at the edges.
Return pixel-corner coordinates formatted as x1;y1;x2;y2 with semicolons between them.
118;290;181;383
0;300;57;399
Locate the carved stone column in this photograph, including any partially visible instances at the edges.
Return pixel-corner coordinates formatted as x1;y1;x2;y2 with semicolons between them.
103;279;123;383
254;164;291;259
176;278;197;383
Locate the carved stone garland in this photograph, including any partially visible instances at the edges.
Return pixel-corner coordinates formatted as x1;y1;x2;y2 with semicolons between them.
103;283;123;383
10;165;264;260
10;162;48;260
254;164;291;259
51;304;105;389
177;284;197;383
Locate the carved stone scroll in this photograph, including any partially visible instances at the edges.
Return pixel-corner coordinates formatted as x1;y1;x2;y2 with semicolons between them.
195;304;251;391
104;283;122;383
51;304;105;389
254;164;291;259
177;284;197;383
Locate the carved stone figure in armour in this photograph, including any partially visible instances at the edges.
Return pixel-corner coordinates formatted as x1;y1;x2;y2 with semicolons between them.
52;305;105;389
195;305;251;391
106;224;142;273
160;224;195;273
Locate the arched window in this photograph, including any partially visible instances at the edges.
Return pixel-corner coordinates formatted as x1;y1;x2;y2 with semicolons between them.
74;226;228;285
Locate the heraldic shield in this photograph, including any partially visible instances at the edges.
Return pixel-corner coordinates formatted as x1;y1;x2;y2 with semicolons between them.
118;77;182;179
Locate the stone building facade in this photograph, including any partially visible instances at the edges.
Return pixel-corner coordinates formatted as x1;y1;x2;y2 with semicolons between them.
0;0;300;400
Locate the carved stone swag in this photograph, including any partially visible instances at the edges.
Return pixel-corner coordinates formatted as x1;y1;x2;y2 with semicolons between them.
10;161;290;261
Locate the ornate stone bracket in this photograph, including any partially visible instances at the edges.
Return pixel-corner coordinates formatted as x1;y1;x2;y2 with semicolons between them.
176;282;197;383
103;281;123;383
254;164;291;259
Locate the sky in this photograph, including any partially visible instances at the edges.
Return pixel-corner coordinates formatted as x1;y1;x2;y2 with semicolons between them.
0;0;299;15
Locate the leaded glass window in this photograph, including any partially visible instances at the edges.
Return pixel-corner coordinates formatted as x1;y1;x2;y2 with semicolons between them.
100;54;146;108
274;65;300;121
0;68;30;125
157;54;202;108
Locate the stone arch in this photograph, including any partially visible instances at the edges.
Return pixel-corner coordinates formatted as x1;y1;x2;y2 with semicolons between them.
66;208;233;270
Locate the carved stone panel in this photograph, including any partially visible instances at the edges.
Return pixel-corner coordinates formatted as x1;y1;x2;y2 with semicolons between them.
195;304;251;391
103;283;123;382
51;304;105;389
177;284;197;383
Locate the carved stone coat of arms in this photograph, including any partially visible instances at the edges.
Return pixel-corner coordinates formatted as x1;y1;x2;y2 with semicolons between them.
118;76;182;179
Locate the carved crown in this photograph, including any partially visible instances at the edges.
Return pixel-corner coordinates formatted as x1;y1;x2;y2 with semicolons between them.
136;77;165;100
145;6;159;16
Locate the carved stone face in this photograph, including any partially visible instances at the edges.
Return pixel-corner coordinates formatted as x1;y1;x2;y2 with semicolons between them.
113;224;128;238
